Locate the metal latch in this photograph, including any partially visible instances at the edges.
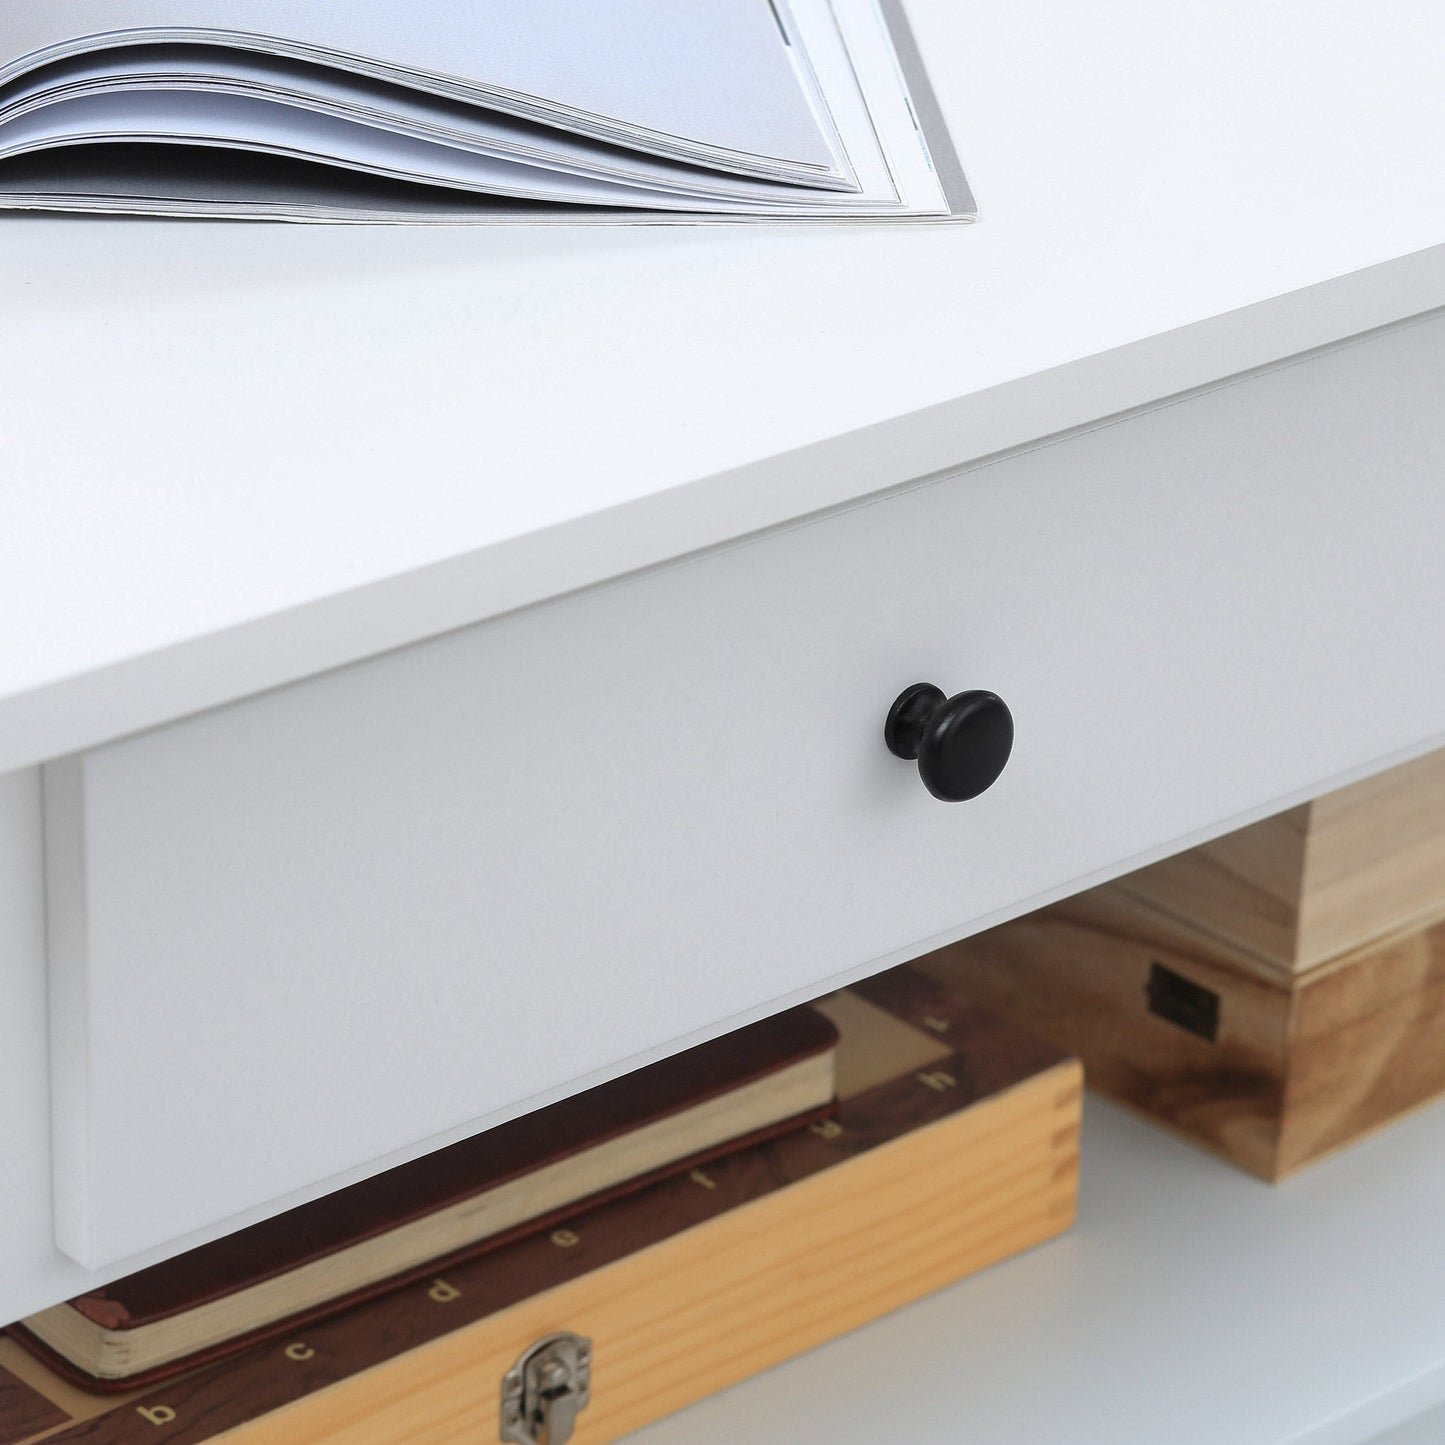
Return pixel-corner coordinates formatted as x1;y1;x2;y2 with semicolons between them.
501;1332;592;1445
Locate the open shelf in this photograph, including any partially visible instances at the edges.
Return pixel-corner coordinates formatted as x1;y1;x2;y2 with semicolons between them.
631;1093;1445;1445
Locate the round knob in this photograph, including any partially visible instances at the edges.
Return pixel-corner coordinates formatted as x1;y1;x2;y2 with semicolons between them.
884;683;1013;802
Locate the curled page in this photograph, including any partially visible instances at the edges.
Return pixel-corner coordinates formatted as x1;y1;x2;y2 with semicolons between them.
0;0;975;224
0;0;843;180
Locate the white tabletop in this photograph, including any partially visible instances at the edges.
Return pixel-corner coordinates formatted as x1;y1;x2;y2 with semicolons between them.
4;0;1445;772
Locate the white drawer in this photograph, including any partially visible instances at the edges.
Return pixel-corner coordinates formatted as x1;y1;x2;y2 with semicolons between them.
45;310;1445;1268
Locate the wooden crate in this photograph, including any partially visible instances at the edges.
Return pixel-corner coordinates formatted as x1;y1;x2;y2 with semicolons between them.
0;969;1080;1445
920;884;1445;1180
1119;747;1445;974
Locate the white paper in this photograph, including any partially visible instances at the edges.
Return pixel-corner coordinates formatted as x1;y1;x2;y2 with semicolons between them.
0;0;971;224
0;0;840;177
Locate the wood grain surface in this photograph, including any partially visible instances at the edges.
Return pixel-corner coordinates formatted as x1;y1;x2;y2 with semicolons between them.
1;970;1079;1445
0;1367;68;1445
922;885;1445;1179
1122;747;1445;974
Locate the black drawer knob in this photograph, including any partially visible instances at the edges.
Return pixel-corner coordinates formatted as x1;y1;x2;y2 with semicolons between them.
884;684;1013;802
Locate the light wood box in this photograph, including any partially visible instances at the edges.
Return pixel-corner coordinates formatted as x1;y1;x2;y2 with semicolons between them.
0;972;1080;1445
1120;748;1445;975
920;885;1445;1181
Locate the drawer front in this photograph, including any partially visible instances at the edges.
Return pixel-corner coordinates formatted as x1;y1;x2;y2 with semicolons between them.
46;310;1445;1268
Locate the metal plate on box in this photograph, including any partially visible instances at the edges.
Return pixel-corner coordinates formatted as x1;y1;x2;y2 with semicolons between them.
501;1332;592;1445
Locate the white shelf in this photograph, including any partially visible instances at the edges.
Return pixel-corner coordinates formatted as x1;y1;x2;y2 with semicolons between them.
1370;1402;1445;1445
629;1095;1445;1445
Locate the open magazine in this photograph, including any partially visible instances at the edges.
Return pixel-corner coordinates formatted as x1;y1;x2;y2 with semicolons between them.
0;0;975;223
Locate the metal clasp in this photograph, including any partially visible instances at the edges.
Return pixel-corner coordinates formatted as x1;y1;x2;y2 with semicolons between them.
501;1332;593;1445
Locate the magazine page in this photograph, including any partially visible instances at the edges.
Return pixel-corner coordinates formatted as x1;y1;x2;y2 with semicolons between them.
0;0;972;224
0;0;840;177
0;45;861;200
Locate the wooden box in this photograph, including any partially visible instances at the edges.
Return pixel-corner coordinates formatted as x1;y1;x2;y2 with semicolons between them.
0;969;1080;1445
1120;747;1445;974
921;885;1445;1180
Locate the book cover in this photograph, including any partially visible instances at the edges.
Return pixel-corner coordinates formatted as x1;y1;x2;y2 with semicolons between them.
14;1005;838;1389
